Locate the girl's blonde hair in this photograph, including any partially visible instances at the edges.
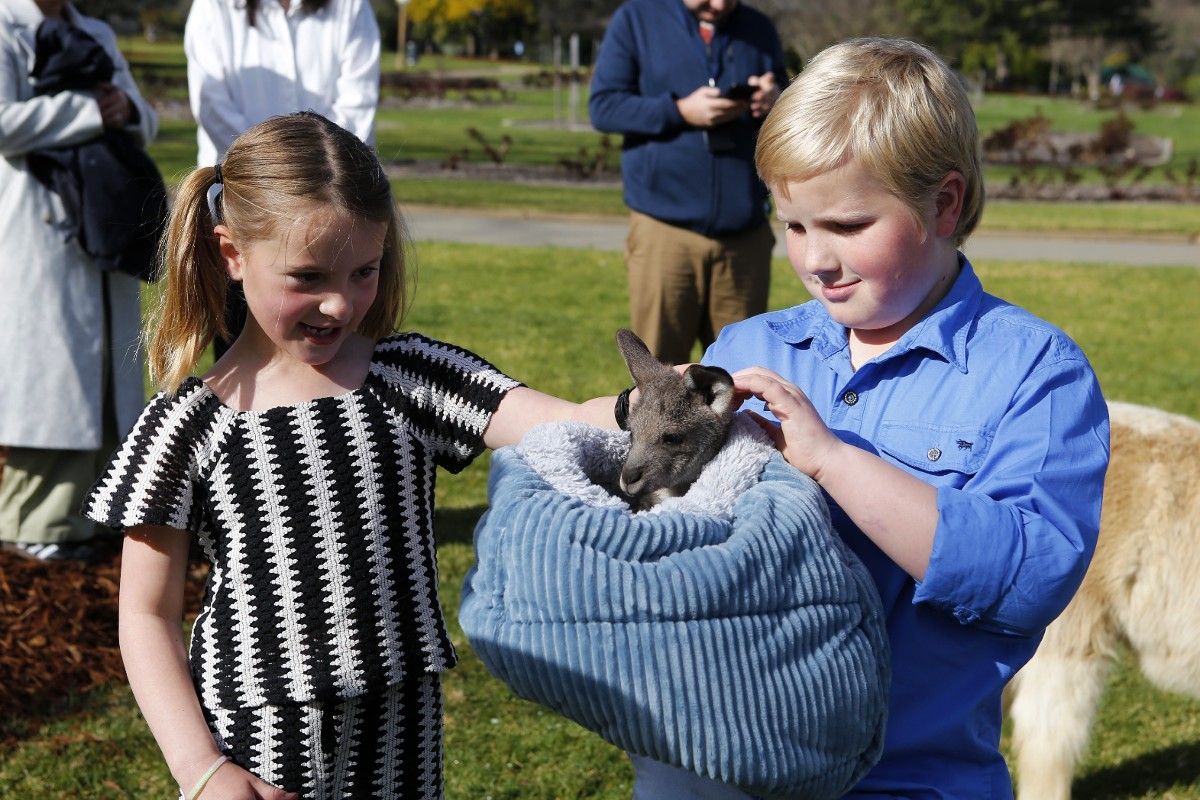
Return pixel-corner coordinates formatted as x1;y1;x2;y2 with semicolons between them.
756;37;983;245
148;111;408;393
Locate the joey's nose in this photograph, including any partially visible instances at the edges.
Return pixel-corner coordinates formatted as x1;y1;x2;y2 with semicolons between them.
620;464;643;492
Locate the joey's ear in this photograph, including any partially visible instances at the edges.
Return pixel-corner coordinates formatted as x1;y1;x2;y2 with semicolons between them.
213;224;245;282
684;365;735;416
616;328;671;386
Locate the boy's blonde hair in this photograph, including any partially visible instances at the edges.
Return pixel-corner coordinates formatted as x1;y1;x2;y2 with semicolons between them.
756;37;983;245
148;112;409;393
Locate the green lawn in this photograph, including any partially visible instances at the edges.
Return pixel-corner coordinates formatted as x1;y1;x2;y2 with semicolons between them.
2;243;1198;799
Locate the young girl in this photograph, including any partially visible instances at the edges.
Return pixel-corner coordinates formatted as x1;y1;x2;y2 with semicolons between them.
83;111;617;800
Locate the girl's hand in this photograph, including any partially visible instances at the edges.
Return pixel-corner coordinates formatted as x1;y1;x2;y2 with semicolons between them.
733;366;842;480
199;760;298;799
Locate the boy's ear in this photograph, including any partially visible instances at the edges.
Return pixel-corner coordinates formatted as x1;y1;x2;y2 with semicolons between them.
212;224;245;281
932;171;966;239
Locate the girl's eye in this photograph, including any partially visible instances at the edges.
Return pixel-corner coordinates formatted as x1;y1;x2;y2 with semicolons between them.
355;265;380;279
290;272;321;285
833;221;868;234
785;222;804;234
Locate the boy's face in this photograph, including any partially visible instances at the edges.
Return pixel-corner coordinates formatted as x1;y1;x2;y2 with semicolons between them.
774;159;964;351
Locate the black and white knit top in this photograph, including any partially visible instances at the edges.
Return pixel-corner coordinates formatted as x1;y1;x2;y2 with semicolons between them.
84;333;521;710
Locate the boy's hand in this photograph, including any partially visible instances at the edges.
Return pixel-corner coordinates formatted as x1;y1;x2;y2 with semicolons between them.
733;367;842;481
675;85;746;128
747;71;780;118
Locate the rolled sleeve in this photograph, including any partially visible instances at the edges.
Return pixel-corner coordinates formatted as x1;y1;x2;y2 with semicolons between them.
914;356;1110;636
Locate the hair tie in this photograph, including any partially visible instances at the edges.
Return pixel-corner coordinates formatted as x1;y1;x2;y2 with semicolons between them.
206;164;224;223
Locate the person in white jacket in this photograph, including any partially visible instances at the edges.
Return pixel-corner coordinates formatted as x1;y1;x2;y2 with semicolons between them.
184;0;381;168
0;0;158;561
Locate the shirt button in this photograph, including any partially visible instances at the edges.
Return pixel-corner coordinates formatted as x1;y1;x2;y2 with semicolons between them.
927;447;942;462
842;390;858;406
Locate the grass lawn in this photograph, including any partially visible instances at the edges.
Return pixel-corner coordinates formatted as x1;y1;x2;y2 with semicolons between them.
2;242;1198;799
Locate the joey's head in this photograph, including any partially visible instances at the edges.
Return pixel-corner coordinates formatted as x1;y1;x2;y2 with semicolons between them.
615;329;736;510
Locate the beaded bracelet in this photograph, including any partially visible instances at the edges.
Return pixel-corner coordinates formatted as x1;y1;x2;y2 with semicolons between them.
186;754;229;800
614;386;634;431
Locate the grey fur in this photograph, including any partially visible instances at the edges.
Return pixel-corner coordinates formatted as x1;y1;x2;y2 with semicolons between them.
615;329;736;510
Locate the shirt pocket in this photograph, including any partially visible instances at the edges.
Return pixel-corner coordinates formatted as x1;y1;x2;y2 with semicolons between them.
875;420;994;483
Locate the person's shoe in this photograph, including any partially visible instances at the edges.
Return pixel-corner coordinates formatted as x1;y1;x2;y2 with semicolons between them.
2;540;100;562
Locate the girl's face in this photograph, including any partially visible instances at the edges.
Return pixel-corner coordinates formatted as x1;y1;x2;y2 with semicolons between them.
217;207;387;369
774;159;964;352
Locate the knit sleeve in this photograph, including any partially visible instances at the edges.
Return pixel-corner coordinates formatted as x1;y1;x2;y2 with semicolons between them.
82;380;213;533
370;333;523;473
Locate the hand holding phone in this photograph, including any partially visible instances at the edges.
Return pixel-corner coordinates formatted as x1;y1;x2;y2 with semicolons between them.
721;83;756;101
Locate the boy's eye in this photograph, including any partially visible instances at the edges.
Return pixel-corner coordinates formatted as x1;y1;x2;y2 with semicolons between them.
784;222;804;234
833;221;868;234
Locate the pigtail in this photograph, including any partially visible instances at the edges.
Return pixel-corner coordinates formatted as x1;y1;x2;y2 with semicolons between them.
145;166;229;394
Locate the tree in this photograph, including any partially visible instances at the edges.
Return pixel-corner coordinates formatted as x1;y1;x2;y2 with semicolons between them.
408;0;535;55
1050;0;1163;99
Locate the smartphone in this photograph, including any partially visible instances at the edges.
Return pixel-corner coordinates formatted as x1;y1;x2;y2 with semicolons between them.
722;83;756;101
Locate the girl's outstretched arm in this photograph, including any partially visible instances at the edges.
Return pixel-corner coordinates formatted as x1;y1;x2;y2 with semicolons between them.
483;387;622;450
120;526;298;800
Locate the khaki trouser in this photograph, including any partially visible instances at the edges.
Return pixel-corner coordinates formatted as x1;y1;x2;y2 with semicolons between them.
626;211;774;366
0;445;113;543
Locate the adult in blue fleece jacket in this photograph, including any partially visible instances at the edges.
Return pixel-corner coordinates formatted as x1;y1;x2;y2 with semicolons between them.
589;0;788;365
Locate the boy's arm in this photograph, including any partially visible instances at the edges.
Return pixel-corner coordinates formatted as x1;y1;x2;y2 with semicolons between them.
913;357;1109;635
735;367;939;580
120;526;297;799
736;357;1110;637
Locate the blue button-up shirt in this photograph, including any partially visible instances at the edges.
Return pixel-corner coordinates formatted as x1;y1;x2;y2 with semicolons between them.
703;259;1110;798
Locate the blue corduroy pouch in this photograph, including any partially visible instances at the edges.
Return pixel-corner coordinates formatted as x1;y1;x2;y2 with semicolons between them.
460;416;890;799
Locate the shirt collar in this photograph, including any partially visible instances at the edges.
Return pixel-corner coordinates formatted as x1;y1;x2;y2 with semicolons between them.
766;254;984;373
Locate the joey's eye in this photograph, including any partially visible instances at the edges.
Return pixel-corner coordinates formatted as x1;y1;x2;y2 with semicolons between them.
661;432;683;446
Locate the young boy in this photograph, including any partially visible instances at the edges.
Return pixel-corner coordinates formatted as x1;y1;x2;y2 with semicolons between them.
632;37;1110;798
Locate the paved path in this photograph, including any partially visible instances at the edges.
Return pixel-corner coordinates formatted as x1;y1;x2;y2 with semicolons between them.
404;205;1200;268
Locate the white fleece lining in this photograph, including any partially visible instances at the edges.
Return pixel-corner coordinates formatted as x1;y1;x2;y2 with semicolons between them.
515;414;776;519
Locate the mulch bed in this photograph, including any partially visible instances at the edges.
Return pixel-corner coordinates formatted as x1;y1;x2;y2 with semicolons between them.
0;539;207;747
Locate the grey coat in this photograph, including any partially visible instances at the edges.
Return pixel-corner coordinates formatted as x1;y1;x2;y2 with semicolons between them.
0;0;155;449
